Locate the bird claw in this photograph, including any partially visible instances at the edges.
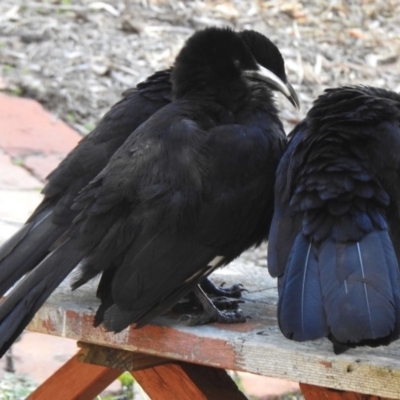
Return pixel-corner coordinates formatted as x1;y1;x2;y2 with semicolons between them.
201;278;247;299
218;284;248;298
172;296;244;314
215;309;247;324
180;309;247;326
176;283;249;326
212;297;245;310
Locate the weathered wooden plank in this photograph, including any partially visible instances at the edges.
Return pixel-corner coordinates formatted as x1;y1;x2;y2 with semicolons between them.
26;263;400;399
132;362;247;400
78;341;170;370
27;350;121;400
300;383;395;400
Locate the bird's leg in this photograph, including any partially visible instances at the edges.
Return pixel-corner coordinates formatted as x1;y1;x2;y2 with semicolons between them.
210;297;244;310
172;283;244;314
180;286;247;326
172;293;243;313
200;277;247;298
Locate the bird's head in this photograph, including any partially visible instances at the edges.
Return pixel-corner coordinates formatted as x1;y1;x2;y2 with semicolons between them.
172;27;299;109
239;30;299;109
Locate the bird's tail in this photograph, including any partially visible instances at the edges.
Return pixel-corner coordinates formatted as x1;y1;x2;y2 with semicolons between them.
277;233;328;341
0;237;83;357
0;210;66;297
278;230;400;346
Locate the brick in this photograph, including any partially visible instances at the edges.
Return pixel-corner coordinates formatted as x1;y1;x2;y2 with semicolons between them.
0;151;43;189
0;93;80;158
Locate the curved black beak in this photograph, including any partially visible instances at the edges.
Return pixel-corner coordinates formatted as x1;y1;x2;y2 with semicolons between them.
243;64;300;109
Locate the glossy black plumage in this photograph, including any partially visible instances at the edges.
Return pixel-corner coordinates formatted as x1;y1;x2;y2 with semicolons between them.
268;86;400;351
0;27;296;357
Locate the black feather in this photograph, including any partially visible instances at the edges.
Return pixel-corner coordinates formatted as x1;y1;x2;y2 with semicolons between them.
278;233;328;341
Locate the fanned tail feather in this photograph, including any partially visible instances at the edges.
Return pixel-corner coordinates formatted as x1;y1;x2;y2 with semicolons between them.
319;230;400;344
278;233;328;341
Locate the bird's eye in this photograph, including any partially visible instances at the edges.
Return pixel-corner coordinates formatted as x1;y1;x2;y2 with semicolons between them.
233;59;240;68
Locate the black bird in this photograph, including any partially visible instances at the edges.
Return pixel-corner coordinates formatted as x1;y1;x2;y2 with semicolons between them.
0;30;295;300
268;85;400;352
0;27;298;357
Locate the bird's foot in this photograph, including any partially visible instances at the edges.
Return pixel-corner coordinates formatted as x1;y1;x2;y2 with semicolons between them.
212;297;244;310
200;277;247;298
178;286;248;326
172;296;243;313
180;309;246;326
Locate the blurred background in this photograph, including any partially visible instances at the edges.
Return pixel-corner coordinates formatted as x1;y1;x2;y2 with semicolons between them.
1;0;399;134
0;0;399;398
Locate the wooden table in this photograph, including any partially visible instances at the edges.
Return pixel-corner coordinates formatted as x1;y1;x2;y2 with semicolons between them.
23;262;400;400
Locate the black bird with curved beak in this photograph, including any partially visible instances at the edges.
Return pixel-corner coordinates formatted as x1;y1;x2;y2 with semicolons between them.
268;85;400;353
0;30;298;301
0;27;298;357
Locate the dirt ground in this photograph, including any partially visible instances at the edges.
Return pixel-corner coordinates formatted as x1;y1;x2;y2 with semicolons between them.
0;0;400;398
1;0;400;133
